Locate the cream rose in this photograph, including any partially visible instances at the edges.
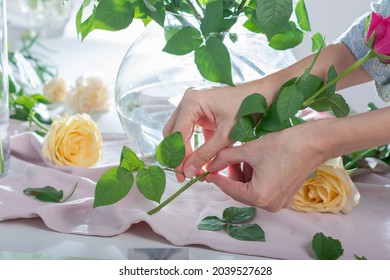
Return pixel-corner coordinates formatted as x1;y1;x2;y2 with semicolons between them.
290;157;360;214
42;114;103;167
43;76;67;103
68;73;109;113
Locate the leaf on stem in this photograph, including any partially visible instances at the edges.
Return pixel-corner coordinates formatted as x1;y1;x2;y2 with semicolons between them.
200;0;223;36
256;0;293;39
194;37;233;86
93;167;134;208
94;0;135;31
136;166;166;203
312;232;344;260
120;146;145;172
295;0;311;31
311;32;326;52
230;115;256;142
276;84;305;122
156;131;185;169
163;26;203;55
237;93;267;118
268;21;304;50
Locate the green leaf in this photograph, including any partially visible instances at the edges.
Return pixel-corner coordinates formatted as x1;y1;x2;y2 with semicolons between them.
230;116;256;142
197;216;226;231
297;73;323;100
256;103;292;133
276;84;305;122
120;146;145;172
312;232;344;260
268;21;304;50
227;224;265;241
223;206;256;224
155;131;185;169
237;93;267;118
76;0;96;40
162;26;203;55
31;94;51;104
325;65;338;95
136;166;166;203
329;94;350;117
144;0;165;27
200;0;223;36
94;0;134;31
94;167;134;208
23;186;63;203
194;36;233;86
295;0;311;31
311;32;326;52
243;0;263;32
256;0;293;39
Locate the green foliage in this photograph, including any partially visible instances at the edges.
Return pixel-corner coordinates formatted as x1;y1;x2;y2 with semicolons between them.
312;232;344;260
24;186;64;203
23;182;78;203
76;0;320;85
136;166;166;203
194;37;233;86
93;132;185;209
230;43;352;143
198;206;265;241
94;166;134;207
156;131;186;169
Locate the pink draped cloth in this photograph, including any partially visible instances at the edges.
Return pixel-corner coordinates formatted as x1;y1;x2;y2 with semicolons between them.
1;132;390;259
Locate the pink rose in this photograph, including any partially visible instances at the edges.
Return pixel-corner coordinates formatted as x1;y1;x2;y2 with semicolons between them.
366;12;390;63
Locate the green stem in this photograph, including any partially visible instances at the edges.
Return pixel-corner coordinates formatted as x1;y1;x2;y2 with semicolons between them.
29;111;49;133
61;181;79;203
303;50;376;107
184;0;202;19
344;147;378;170
147;171;210;215
236;0;248;15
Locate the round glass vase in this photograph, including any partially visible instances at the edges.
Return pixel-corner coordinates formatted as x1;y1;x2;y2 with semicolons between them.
0;0;10;177
115;13;296;160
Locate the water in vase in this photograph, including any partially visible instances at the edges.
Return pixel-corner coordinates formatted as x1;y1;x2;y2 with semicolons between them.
117;81;201;160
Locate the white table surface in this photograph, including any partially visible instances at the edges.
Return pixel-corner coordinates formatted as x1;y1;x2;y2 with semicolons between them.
0;2;269;260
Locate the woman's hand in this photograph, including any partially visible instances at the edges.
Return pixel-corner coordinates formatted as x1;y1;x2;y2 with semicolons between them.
163;85;250;181
205;120;327;212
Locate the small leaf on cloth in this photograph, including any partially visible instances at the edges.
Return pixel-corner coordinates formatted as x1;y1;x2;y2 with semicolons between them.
312;232;344;260
198;216;226;231
227;224;265;241
23;186;63;203
223;206;256;223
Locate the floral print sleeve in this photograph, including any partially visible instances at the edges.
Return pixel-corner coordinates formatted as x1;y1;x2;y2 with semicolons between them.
338;0;390;101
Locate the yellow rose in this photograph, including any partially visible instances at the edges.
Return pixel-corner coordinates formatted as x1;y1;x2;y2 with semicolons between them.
43;76;67;103
290;157;360;214
68;73;109;113
42;114;103;167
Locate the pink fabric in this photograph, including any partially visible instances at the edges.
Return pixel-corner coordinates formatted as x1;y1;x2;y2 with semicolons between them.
1;132;390;259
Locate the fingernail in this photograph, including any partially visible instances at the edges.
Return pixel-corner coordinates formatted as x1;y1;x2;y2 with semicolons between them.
184;165;197;178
